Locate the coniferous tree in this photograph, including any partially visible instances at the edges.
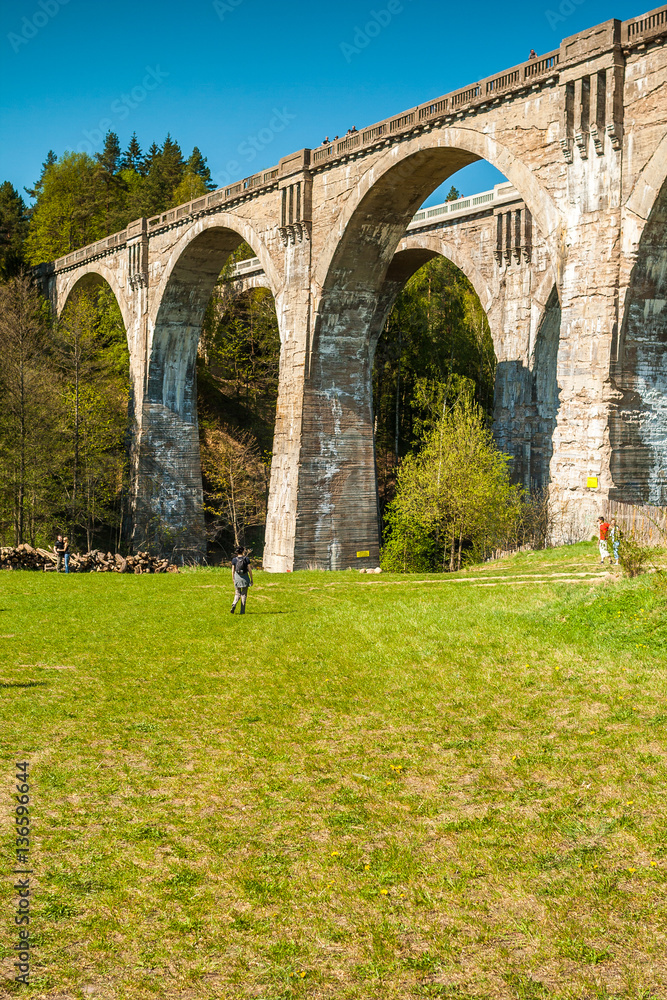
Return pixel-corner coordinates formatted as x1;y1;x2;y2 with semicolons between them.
0;183;29;278
24;150;57;201
142;141;161;178
95;132;127;235
120;132;142;172
188;147;215;189
95;131;121;174
160;135;185;194
0;274;58;545
445;185;461;202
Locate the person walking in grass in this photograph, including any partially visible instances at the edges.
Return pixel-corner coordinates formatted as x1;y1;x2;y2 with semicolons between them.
230;546;253;615
609;518;621;565
63;536;70;574
54;534;65;572
597;515;612;564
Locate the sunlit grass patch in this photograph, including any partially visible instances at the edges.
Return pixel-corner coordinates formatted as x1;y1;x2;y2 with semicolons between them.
0;542;665;998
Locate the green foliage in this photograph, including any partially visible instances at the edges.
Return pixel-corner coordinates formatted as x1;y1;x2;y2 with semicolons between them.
24;151;108;263
0;274;129;550
0;181;29;278
23;134;216;264
0;274;58;544
381;392;521;572
618;532;653;578
373;256;496;519
55;286;130;549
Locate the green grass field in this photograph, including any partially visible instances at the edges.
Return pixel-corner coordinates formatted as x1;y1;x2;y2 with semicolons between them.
1;543;666;1000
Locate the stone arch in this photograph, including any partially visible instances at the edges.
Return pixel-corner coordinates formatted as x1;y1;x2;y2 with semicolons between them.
394;233;494;312
610;169;667;505
313;126;561;298
364;237;495;372
369;242;560;493
134;216;281;559
217;271;272;325
56;262;132;336
625;129;667;230
147;216;280;421
148;213;280;333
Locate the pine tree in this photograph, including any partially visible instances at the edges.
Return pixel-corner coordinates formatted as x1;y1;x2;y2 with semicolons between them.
143;136;186;215
24;149;57;202
160;135;185;194
445;185;461;202
0;182;29;278
188;147;214;189
95;131;121;175
120;132;142;172
95;132;127;235
141;141;161;177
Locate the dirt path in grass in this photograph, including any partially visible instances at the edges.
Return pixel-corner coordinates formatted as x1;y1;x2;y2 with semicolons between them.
354;568;613;587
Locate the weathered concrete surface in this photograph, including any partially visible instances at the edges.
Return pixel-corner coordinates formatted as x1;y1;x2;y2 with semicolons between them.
38;6;667;566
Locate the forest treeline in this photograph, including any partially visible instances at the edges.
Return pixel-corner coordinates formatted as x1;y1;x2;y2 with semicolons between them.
0;131;533;566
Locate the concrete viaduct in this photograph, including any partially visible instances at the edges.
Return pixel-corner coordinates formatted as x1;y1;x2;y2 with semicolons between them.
38;7;667;570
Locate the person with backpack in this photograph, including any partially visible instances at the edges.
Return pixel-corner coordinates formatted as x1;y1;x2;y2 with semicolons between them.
597;516;612;564
230;547;253;615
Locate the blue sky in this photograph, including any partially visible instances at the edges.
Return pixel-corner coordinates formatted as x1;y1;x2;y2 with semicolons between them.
1;0;646;208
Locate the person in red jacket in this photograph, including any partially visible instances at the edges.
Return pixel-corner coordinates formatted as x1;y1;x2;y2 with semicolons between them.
597;516;611;564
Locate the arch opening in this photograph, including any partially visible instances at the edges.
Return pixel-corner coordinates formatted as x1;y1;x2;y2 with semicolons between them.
371;250;497;525
56;276;131;552
136;229;282;560
198;273;280;559
611;174;667;505
299;148;560;569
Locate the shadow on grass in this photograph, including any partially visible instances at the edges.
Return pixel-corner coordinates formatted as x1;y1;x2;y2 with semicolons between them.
235;611;296;616
0;681;49;688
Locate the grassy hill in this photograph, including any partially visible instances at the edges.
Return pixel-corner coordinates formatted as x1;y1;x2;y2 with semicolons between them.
1;543;665;999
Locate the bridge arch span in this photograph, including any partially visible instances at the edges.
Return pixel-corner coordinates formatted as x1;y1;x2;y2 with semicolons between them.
625;129;667;232
393;233;494;313
313;126;561;298
57;262;132;337
148;213;281;334
612;166;667;506
135;216;282;559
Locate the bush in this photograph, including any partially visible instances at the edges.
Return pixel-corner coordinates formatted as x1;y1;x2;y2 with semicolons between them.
618;535;652;578
381;394;522;572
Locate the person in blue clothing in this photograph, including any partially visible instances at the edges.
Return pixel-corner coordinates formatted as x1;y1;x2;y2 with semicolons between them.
230;547;253;615
609;518;621;566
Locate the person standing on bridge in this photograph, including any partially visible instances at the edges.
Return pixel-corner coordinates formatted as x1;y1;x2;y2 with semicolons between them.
230;547;253;615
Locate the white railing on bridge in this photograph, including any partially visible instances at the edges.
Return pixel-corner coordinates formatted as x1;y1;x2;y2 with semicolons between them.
227;182;520;280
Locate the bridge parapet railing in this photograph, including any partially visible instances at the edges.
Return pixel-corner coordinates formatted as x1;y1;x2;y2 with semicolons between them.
225;183;521;278
310;47;561;166
399;182;519;228
623;4;667;45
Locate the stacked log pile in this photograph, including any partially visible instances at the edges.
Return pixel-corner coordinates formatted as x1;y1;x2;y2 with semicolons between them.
0;544;178;573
